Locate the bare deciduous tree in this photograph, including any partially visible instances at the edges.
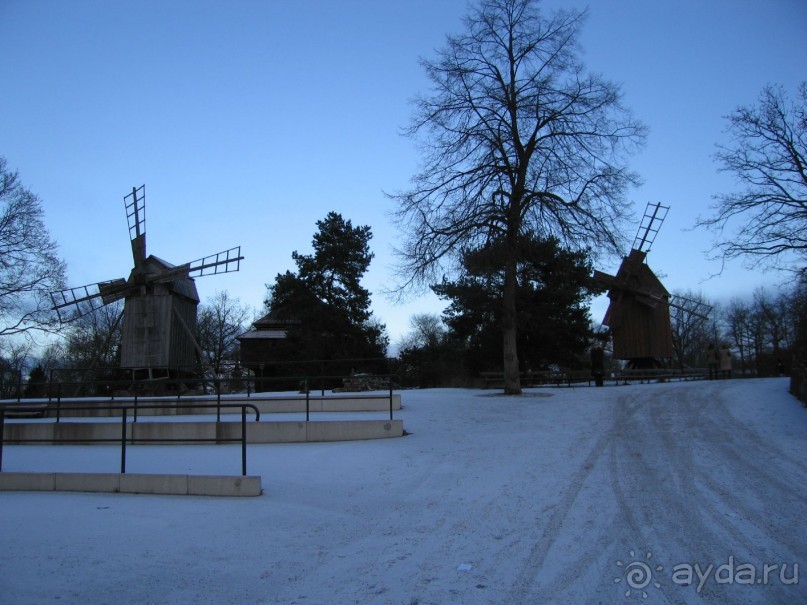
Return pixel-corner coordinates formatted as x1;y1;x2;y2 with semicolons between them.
0;157;66;340
398;313;447;351
669;290;714;369
62;301;123;369
699;83;807;270
197;290;251;375
390;0;645;393
723;297;751;374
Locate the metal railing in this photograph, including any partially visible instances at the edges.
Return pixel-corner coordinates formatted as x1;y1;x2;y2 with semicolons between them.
4;372;399;422
0;402;260;476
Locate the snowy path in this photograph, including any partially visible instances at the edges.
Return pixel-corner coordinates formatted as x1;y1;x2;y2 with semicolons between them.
1;378;805;604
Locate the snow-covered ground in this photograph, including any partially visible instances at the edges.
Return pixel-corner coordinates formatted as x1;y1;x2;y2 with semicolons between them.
1;378;805;604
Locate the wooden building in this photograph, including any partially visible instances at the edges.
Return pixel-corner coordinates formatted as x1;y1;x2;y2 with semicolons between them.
238;313;300;391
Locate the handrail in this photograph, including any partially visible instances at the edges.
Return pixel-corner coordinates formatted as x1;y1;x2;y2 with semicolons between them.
13;372;399;421
0;402;260;476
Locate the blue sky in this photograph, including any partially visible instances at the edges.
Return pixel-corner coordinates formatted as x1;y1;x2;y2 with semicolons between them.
1;0;805;346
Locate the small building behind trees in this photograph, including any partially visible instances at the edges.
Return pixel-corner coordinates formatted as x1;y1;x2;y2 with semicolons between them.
237;312;299;391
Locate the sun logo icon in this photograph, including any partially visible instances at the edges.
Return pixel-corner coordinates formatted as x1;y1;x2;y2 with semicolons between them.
615;550;663;599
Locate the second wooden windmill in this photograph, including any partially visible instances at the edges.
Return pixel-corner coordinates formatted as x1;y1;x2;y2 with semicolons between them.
593;203;710;368
51;185;243;378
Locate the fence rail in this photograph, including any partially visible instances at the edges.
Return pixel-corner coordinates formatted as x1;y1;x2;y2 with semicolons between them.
0;401;260;476
2;371;399;421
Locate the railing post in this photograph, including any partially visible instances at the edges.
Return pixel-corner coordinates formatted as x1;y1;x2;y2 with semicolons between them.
241;405;247;476
0;409;5;472
320;362;325;397
56;383;62;423
389;376;393;421
120;408;127;474
305;378;310;422
216;380;221;423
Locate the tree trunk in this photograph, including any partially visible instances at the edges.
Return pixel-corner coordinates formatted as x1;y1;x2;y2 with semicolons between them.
502;255;521;395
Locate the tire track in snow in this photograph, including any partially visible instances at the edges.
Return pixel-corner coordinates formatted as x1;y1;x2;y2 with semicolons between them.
504;393;644;603
505;380;807;604
686;385;807;561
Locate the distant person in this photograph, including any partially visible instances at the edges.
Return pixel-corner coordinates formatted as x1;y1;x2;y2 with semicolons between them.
706;343;719;380
719;344;732;378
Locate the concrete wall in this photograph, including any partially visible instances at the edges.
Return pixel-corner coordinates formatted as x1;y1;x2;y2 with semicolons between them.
0;472;262;497
3;418;404;445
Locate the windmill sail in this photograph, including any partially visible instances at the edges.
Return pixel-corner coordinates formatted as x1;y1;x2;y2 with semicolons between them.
51;279;127;321
669;293;712;322
152;246;244;284
632;202;669;253
125;185;146;268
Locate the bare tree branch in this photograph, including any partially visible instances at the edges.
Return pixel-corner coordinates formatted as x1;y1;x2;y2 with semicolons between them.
698;82;807;270
0;157;67;340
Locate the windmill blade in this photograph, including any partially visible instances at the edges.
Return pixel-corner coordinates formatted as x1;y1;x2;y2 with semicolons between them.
592;269;616;288
668;294;712;321
124;185;146;268
98;278;137;304
632;202;669;253
50;278;128;322
151;246;244;284
596;269;669;308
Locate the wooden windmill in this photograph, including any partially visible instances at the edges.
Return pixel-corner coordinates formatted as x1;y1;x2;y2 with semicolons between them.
51;185;243;377
593;203;710;368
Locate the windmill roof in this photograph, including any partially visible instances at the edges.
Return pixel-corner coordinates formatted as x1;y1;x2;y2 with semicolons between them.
130;255;200;302
614;249;669;296
145;255;176;269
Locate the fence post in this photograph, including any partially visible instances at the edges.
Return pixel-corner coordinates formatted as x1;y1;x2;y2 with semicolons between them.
0;409;5;472
241;405;247;476
305;379;310;422
216;380;221;423
320;361;325;397
120;408;127;474
389;377;393;421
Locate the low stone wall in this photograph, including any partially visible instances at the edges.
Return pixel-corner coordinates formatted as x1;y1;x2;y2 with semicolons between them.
0;472;262;497
3;418;405;445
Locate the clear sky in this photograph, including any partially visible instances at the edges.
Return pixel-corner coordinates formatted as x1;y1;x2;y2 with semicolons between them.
1;0;805;348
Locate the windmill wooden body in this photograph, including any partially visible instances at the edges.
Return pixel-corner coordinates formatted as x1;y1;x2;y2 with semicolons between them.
593;203;700;368
52;185;243;378
594;247;674;366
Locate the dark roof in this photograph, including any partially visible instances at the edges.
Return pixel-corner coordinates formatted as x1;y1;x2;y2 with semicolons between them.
253;311;301;330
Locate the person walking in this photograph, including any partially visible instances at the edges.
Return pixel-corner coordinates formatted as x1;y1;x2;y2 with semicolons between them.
719;344;733;379
706;343;719;380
